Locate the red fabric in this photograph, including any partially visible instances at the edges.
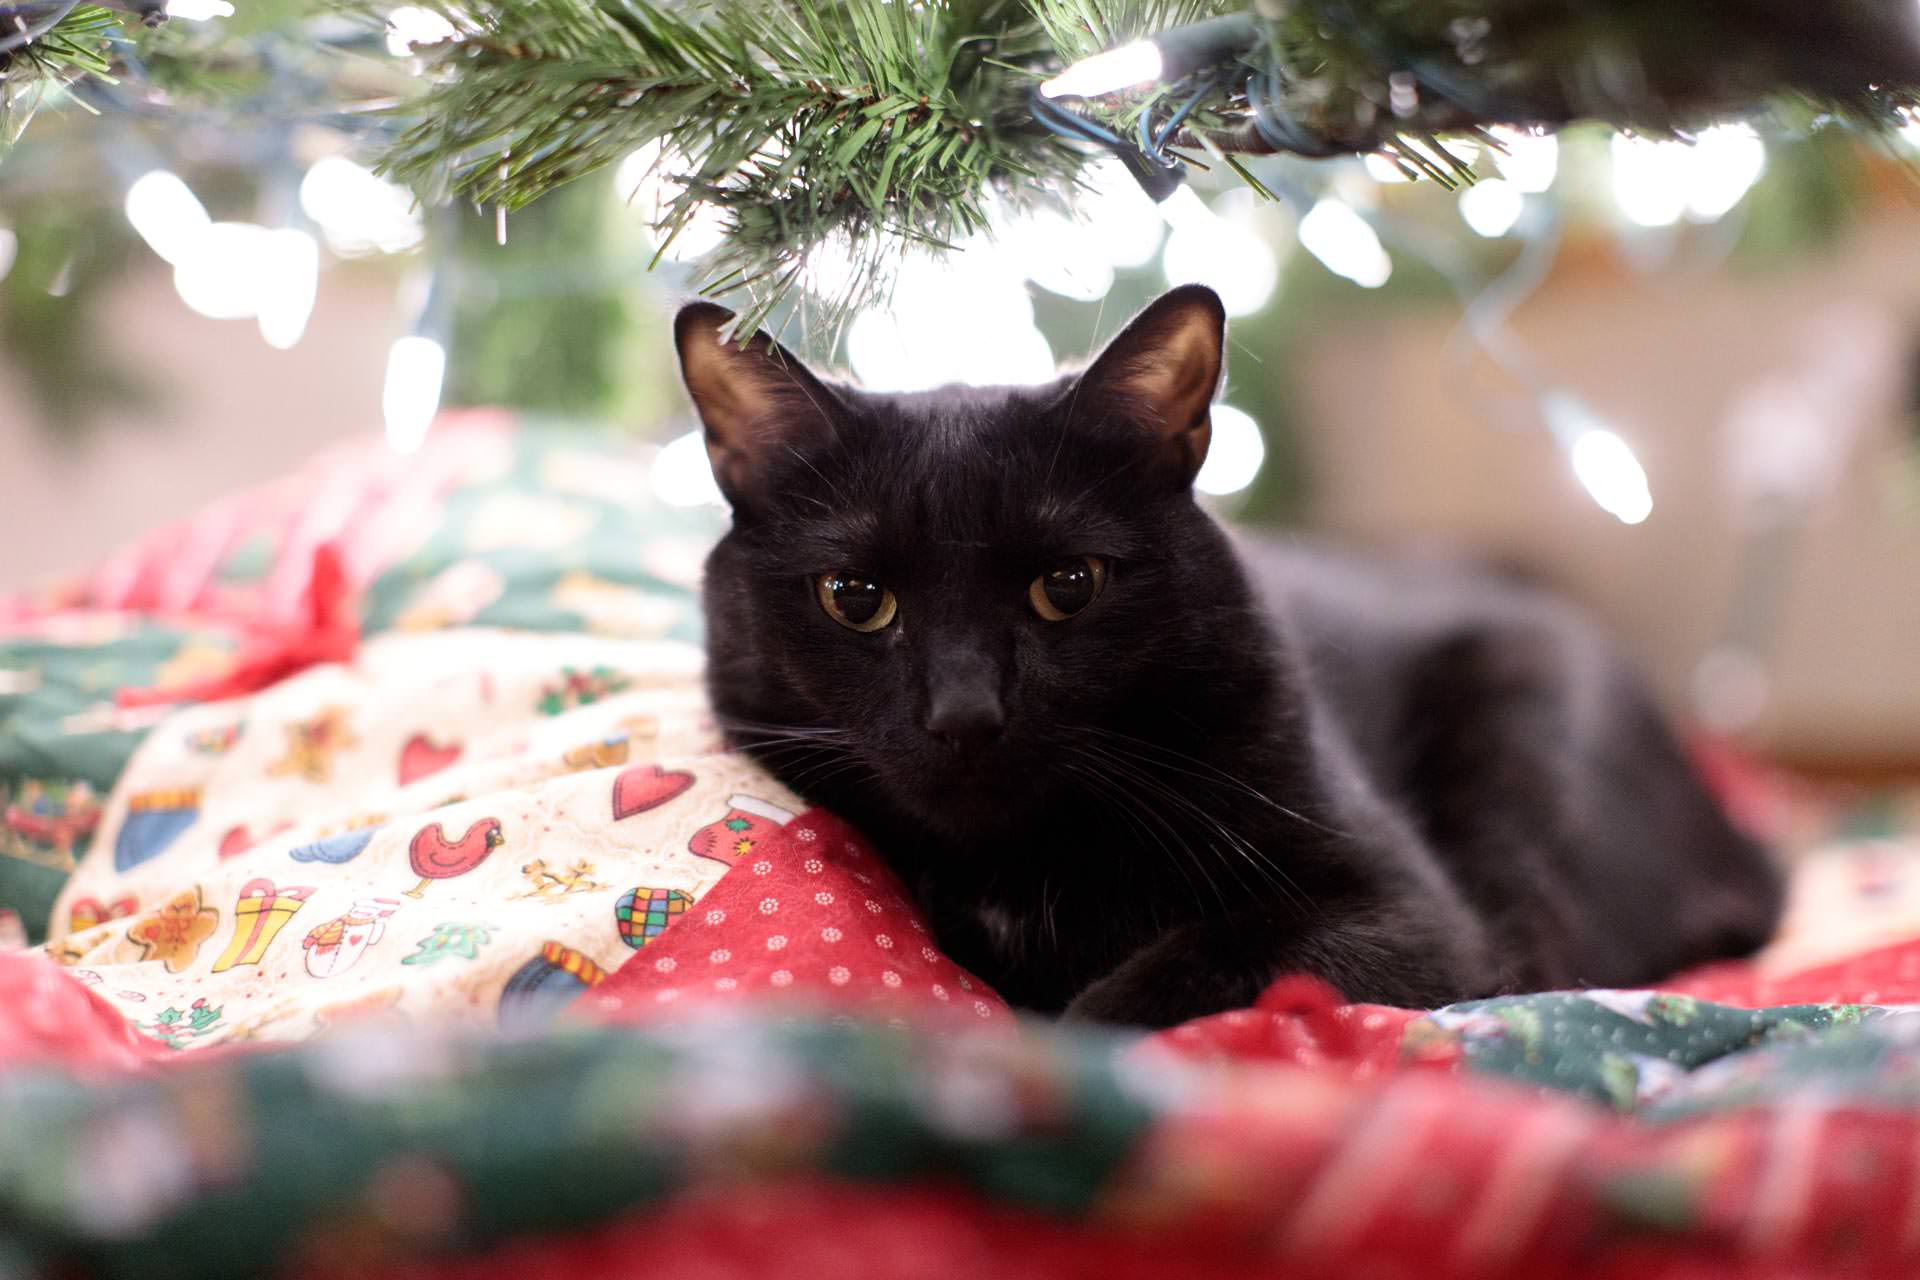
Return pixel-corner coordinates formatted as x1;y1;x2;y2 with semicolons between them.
115;540;360;708
1147;976;1434;1073
300;1132;1920;1280
0;951;168;1073
582;809;1012;1030
1661;936;1920;1008
0;410;508;633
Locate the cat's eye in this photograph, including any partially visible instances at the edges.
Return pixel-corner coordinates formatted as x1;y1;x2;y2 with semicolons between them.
816;572;898;633
1029;556;1107;622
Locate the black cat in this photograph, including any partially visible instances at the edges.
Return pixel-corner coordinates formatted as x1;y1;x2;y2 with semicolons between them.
676;284;1784;1028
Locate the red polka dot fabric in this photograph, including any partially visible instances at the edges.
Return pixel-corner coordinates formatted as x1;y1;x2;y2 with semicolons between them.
580;809;1010;1030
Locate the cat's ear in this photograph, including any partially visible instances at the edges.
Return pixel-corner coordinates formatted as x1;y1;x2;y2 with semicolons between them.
674;302;844;507
1073;284;1226;487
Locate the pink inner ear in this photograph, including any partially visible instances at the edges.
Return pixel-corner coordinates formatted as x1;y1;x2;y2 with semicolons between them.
1076;287;1226;466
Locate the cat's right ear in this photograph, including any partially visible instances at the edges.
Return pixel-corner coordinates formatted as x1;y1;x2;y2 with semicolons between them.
674;302;843;507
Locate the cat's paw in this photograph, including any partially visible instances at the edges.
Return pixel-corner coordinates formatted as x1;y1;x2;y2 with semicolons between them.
1061;950;1250;1031
1060;974;1167;1029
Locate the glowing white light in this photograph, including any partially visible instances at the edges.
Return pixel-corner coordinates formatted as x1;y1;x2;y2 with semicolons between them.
1193;403;1265;497
165;0;233;19
256;229;320;350
650;429;726;507
1570;429;1652;524
1160;188;1278;317
997;205;1114;303
385;5;458;55
172;222;271;320
1363;153;1412;184
1610;135;1689;228
1040;41;1163;99
614;142;728;262
299;156;423;257
1075;158;1165;267
1297;198;1391;288
0;227;15;284
845;310;923;392
1685;125;1766;221
1612;127;1766;228
1487;127;1558;193
845;247;1054;391
124;170;212;266
383;335;446;454
800;233;863;304
1542;391;1652;524
1457;178;1524;238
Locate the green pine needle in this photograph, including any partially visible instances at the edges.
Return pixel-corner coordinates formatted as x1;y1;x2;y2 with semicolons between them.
374;0;1119;338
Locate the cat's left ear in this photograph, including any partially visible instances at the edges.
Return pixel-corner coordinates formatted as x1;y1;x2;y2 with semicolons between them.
674;302;844;508
1071;284;1226;487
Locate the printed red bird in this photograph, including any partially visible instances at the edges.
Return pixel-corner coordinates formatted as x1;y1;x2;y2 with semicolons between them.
402;817;505;898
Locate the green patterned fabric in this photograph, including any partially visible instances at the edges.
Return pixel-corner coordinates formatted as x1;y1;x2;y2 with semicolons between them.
358;423;723;644
0;1019;1153;1280
0;424;725;943
1409;990;1890;1110
0;624;235;944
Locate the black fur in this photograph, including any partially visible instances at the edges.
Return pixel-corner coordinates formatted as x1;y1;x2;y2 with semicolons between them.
682;288;1784;1029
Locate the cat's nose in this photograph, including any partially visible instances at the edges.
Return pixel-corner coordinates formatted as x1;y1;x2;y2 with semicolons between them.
925;688;1005;756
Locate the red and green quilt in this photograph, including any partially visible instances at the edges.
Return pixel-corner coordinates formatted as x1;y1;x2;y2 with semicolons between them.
4;415;1920;1280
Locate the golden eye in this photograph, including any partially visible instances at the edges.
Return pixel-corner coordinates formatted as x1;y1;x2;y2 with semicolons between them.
816;572;898;633
1029;556;1107;622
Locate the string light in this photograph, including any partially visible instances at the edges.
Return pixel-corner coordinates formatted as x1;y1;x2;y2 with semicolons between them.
1541;392;1653;525
1457;178;1524;238
299;156;423;257
614;142;728;261
1159;186;1280;316
383;335;446;454
994;203;1114;303
256;229;320;350
124;170;211;266
650;430;726;507
1297;198;1391;288
1042;14;1259;100
1684;125;1767;220
1487;127;1559;193
384;5;457;55
1363;153;1412;184
1611;127;1765;227
164;0;234;19
171;222;271;320
845;246;1054;391
1075;157;1167;268
1040;41;1163;99
1193;403;1265;496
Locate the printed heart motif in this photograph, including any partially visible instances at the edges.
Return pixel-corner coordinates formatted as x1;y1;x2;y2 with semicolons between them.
612;764;696;821
219;823;291;860
399;734;463;786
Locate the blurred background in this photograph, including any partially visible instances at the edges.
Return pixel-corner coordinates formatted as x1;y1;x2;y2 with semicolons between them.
4;12;1919;781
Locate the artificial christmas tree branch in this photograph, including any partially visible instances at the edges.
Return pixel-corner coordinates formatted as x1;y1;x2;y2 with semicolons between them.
8;0;1920;337
370;0;1920;335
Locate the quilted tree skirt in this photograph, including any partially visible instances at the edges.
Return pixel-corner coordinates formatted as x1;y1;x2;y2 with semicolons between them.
5;416;1920;1280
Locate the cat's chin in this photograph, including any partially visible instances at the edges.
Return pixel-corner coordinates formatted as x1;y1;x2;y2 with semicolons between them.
888;768;1048;845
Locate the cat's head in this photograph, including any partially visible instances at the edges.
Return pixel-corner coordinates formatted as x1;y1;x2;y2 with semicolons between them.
677;285;1271;846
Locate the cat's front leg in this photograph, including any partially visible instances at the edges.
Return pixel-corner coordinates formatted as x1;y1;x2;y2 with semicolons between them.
1060;903;1490;1030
